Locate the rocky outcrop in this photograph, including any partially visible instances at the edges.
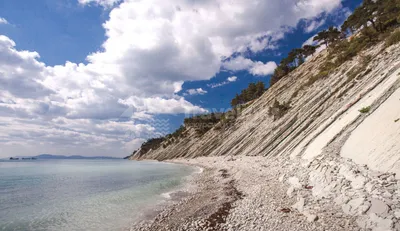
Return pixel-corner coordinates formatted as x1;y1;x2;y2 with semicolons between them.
282;154;400;231
130;41;400;230
131;42;400;164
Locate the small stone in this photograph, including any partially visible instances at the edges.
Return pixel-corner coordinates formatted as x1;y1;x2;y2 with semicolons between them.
369;213;393;231
382;191;392;198
386;175;395;182
365;182;375;193
394;209;400;219
356;216;369;229
369;199;389;215
370;188;381;196
342;204;352;215
287;186;295;197
334;195;350;205
348;197;365;211
292;197;305;212
279;174;285;182
302;210;318;222
351;176;367;189
358;202;371;215
395;222;400;231
288;177;302;189
307;214;318;222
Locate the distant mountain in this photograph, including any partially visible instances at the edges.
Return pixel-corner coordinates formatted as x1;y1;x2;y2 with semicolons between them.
31;154;121;160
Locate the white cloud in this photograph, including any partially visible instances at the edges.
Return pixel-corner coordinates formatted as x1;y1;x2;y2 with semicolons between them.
208;76;238;88
78;0;120;7
223;56;277;77
124;138;146;152
185;88;208;96
0;35;203;157
0;35;50;99
0;18;8;24
0;0;346;157
84;0;344;93
118;96;208;114
0;116;156;157
304;18;326;33
227;76;237;82
223;56;255;72
249;61;278;76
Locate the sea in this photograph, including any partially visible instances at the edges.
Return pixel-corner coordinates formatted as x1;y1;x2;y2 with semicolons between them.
0;159;195;231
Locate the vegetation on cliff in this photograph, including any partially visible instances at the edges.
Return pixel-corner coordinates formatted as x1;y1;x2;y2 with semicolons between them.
230;82;266;107
129;0;400;160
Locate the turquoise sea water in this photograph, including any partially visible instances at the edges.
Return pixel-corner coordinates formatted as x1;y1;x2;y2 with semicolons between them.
0;159;194;231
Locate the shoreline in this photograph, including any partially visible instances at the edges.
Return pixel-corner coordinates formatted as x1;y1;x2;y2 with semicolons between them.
130;158;242;230
128;161;205;229
129;156;361;231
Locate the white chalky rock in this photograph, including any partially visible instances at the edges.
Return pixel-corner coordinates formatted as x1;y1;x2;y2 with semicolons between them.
342;197;365;215
334;195;350;205
287;186;295;197
358;202;371;215
351;176;367;189
356;213;393;231
369;199;389;215
302;210;318;222
308;170;335;198
382;191;392;198
292;197;305;212
369;213;393;231
394;209;400;219
288;177;302;189
365;182;375;193
342;204;352;215
339;165;366;189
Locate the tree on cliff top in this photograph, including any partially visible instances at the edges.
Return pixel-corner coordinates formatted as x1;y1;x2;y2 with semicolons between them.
231;81;266;107
342;0;400;34
313;27;342;47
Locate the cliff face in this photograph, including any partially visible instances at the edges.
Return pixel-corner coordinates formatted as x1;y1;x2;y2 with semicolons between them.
130;41;400;177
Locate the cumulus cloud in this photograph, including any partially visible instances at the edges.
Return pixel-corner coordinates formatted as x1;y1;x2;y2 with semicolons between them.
223;56;277;77
0;35;205;157
0;18;8;24
184;88;208;96
85;0;344;95
227;76;237;82
0;36;51;99
118;96;208;114
222;56;255;72
124;138;147;152
0;116;156;157
0;0;346;157
303;18;326;33
249;61;278;76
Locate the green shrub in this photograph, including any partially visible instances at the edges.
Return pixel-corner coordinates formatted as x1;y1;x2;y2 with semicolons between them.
385;30;400;47
359;106;371;113
269;99;291;120
335;36;371;65
347;67;361;82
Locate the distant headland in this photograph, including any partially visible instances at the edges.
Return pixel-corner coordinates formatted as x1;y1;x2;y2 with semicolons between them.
8;154;121;160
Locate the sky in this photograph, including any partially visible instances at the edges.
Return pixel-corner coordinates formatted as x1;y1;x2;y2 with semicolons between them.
0;0;362;158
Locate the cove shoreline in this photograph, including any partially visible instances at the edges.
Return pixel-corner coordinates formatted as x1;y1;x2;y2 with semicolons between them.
128;156;361;231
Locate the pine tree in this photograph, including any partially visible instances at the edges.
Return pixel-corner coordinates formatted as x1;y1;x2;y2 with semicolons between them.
302;45;317;57
313;27;341;47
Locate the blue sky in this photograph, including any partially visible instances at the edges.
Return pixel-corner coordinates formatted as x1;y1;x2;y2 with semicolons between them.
0;0;362;157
